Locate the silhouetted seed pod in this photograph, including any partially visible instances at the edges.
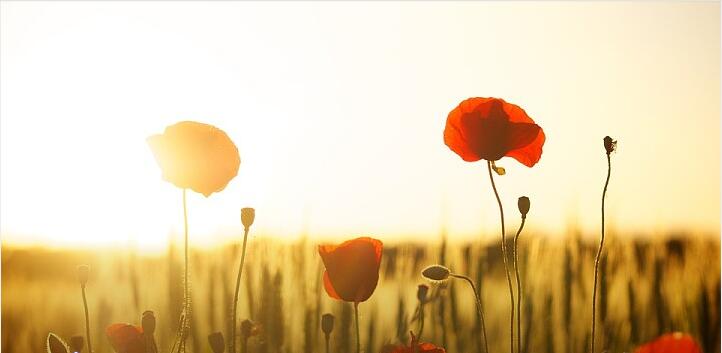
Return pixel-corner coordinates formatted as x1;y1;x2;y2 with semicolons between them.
47;333;70;353
422;265;450;282
77;265;90;287
208;332;225;353
241;208;255;230
142;311;156;335
69;336;84;353
321;313;335;335
518;196;530;219
603;136;617;154
240;319;257;339
417;284;429;303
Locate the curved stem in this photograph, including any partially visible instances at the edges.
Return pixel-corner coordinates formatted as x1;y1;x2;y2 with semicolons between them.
592;153;612;353
450;273;488;353
231;228;251;353
487;161;514;353
81;284;93;353
417;303;425;341
354;302;361;353
513;218;526;353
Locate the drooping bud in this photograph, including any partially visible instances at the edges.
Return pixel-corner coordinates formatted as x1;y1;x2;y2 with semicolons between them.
321;313;335;336
69;336;84;353
241;208;255;230
417;284;429;303
77;265;90;287
207;332;225;353
603;136;617;154
240;319;258;339
141;311;156;335
421;265;451;282
518;196;530;219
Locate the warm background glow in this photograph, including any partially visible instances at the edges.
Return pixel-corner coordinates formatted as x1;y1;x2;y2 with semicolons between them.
1;2;719;250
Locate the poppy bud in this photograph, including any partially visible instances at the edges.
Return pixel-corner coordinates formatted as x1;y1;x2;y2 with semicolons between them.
417;284;429;302
241;208;255;230
141;311;156;335
240;319;257;339
321;313;335;335
207;332;225;353
69;336;84;353
422;265;450;282
77;265;90;287
518;196;530;219
603;136;616;154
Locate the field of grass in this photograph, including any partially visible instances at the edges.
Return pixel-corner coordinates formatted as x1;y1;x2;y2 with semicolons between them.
2;233;720;353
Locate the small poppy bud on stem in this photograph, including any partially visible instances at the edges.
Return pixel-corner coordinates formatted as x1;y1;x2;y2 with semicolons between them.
142;311;156;335
69;336;84;353
77;265;90;287
421;265;450;282
518;196;530;219
321;313;335;336
603;136;616;155
208;332;225;353
241;208;255;231
417;284;429;303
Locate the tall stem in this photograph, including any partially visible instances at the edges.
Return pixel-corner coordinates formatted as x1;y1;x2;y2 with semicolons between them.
231;228;251;353
325;334;330;353
513;218;526;353
451;274;489;353
180;188;190;353
592;153;612;353
354;302;361;353
487;161;514;353
81;284;93;353
417;303;425;340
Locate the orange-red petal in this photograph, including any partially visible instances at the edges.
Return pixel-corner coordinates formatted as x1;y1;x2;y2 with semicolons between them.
634;333;702;353
318;237;383;303
106;324;145;353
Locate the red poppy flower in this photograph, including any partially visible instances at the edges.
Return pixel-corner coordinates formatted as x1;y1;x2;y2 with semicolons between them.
444;97;545;167
106;323;145;353
634;333;702;353
147;121;240;197
380;333;446;353
318;237;383;303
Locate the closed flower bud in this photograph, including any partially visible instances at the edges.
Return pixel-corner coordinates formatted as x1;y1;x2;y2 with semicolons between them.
422;265;450;282
207;332;225;353
321;313;335;335
142;311;156;335
417;284;429;303
603;136;616;154
240;319;258;338
241;208;255;230
77;265;90;286
69;336;84;353
518;196;530;219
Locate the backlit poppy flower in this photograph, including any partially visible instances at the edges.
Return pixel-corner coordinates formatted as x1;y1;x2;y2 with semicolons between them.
147;121;240;197
380;332;446;353
318;237;383;303
444;97;545;167
634;333;701;353
106;324;145;353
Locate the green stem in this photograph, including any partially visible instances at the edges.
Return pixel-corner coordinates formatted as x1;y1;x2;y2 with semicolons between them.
354;302;361;353
417;303;425;341
450;273;488;353
513;218;526;353
81;284;93;353
487;161;514;353
592;153;612;353
180;188;190;353
325;334;330;353
231;227;251;353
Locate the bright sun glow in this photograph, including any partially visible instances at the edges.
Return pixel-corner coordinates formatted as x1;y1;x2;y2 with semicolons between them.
1;2;719;251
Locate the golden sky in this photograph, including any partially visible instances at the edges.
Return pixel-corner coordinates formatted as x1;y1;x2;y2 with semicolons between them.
1;2;719;250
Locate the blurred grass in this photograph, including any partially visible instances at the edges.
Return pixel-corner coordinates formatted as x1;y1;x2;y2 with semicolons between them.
2;233;719;353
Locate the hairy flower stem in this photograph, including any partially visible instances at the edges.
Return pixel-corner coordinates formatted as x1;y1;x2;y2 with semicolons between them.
513;218;526;353
487;161;514;353
592;153;612;353
354;302;361;353
81;284;93;353
450;274;489;353
179;188;190;353
231;227;251;353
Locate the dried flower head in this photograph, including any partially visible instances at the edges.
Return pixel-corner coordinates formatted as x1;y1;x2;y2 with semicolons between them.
141;311;156;335
321;313;335;335
518;196;530;219
421;265;451;282
603;136;617;155
240;319;258;339
69;336;84;353
77;265;90;287
208;332;225;353
241;208;255;230
47;333;70;353
417;284;430;303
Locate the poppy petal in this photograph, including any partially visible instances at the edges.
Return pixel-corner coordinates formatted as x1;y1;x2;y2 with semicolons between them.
106;324;145;353
318;237;383;302
506;126;545;167
322;271;342;300
634;333;702;353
